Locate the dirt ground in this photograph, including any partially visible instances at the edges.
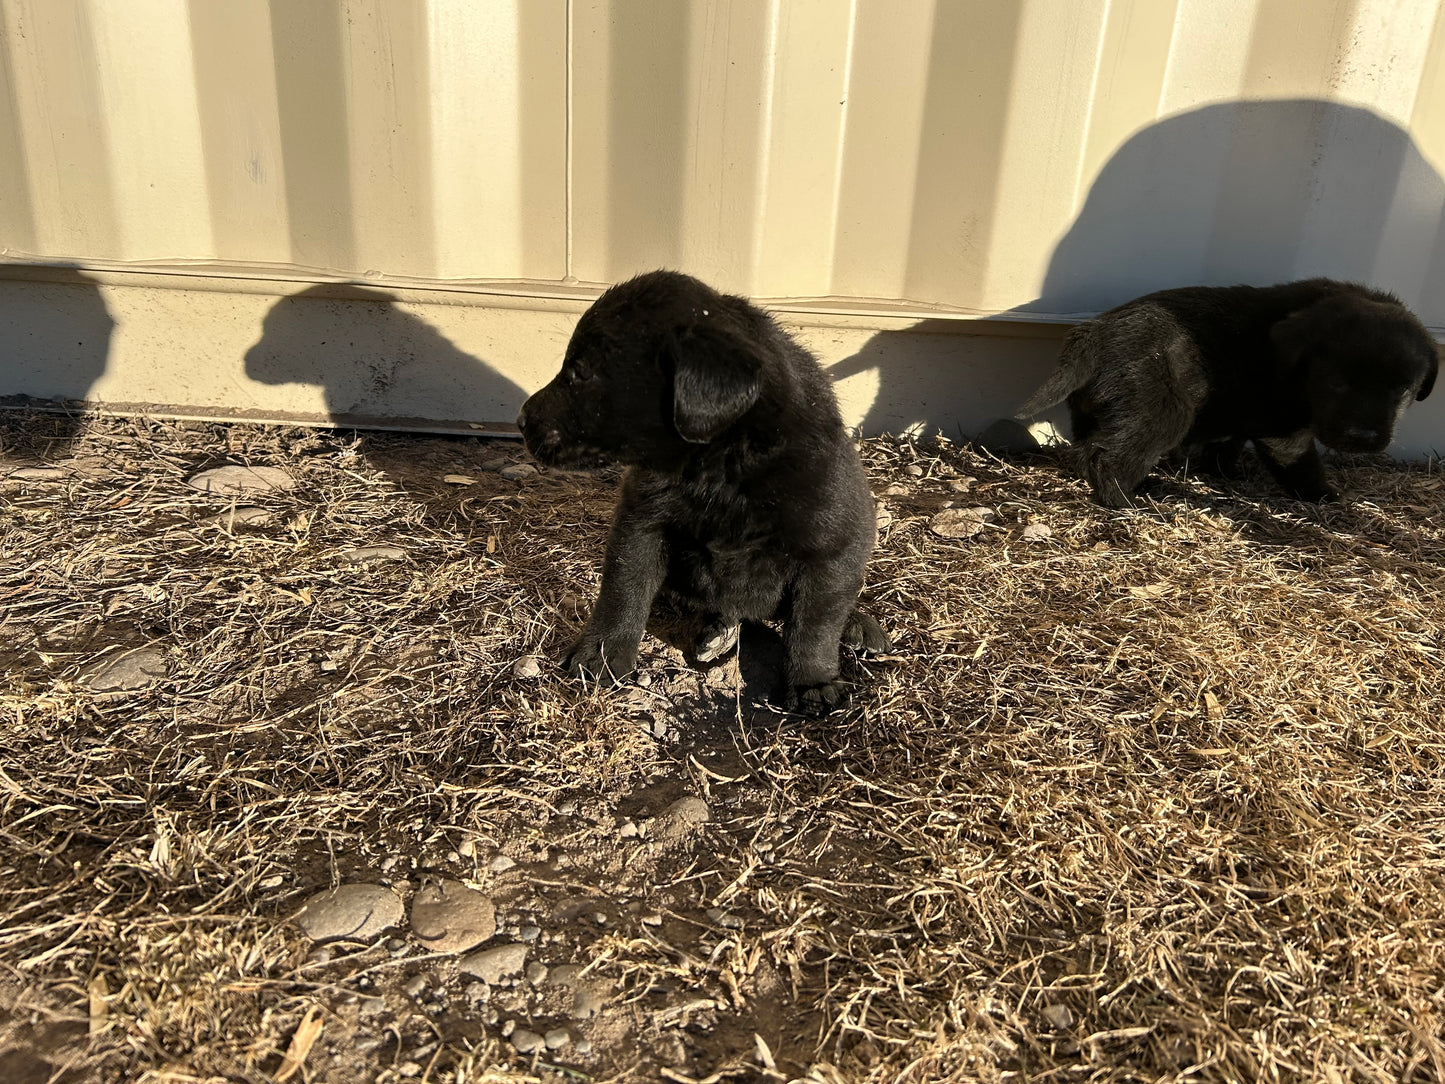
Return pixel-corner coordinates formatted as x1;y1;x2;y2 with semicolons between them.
2;409;1444;1084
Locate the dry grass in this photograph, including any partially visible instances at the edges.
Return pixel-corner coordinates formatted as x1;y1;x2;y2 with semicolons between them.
2;409;1444;1083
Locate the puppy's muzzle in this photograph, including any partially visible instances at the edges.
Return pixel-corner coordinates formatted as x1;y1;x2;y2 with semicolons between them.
1336;425;1388;453
517;404;564;462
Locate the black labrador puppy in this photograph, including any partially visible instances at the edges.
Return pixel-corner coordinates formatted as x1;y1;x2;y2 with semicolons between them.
1018;279;1438;506
518;270;887;713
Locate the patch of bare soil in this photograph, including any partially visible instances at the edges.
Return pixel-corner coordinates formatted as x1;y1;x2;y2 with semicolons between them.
2;410;1445;1083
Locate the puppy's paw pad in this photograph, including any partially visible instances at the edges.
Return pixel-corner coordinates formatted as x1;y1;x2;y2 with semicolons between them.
786;681;849;715
841;613;891;654
693;621;740;664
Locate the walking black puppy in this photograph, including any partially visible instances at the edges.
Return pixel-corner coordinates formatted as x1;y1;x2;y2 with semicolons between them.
517;270;887;713
1018;279;1438;507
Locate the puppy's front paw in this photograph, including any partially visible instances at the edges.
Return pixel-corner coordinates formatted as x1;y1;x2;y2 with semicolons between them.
563;636;636;686
841;613;891;654
693;619;739;664
785;680;849;715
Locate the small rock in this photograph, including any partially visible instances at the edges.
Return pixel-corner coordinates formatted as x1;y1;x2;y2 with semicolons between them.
7;466;68;481
410;880;497;954
519;924;540;943
526;961;548;985
458;942;528;985
443;474;477;485
446;850;461;863
636;671;653;687
464;981;490;1004
875;503;892;531
930;506;996;539
81;646;169;693
557;797;578;816
641;913;663;927
380;855;399;873
544;1029;571;1051
204;505;274;528
258;873;284;889
358;996;388;1016
513;655;543;680
500;1018;516;1038
1022;522;1053;542
341;545;407;564
575;1039;593;1056
489;854;516;873
387;938;410;957
706;908;744;929
186;465;296;495
500;463;538;482
398;1062;422;1078
592;911;608;926
570;986;603;1020
617;820;638;839
949;477;977;492
652;796;710;840
547;964;582;987
882;483;910;496
295;884;403;943
1043;1003;1074;1030
403;975;428;998
457;839;476;859
905;464;924;477
510;1028;545;1054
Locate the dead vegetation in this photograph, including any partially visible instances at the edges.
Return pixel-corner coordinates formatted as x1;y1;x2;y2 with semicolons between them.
2;409;1444;1083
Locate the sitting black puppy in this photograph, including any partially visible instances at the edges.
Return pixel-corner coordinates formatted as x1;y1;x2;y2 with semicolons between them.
517;270;888;713
1018;279;1438;507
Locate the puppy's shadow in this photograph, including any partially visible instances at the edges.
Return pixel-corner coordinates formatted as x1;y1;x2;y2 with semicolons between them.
645;611;786;707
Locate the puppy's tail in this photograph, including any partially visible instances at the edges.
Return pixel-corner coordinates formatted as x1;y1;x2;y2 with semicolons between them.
1016;321;1100;418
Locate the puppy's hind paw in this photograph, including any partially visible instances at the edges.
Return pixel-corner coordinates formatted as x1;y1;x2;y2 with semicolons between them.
693;619;740;664
563;637;636;687
841;612;891;654
784;680;850;716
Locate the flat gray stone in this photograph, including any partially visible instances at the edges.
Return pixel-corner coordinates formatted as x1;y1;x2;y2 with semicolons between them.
7;466;67;481
569;985;603;1020
544;1029;571;1050
499;463;538;482
186;465;296;495
341;545;407;564
930;506;996;539
295;883;403;943
512;656;543;680
409;880;496;954
457;942;528;985
510;1028;545;1054
547;964;582;988
204;506;275;528
82;646;168;693
1022;522;1053;542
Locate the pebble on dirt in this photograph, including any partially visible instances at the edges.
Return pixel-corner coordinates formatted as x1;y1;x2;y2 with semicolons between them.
457;942;528;985
409;880;497;954
294;884;403;944
512;655;543;679
499;463;538;481
185;465;296;495
81;646;169;693
930;506;996;539
1022;522;1054;542
651;796;710;840
340;545;407;564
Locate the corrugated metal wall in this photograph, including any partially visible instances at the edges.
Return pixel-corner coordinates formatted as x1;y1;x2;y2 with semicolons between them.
3;0;1443;318
2;0;1444;445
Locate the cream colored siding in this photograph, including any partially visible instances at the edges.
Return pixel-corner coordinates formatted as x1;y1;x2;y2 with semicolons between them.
1;0;1443;448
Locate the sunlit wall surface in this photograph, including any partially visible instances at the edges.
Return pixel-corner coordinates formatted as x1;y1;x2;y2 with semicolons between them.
1;0;1442;322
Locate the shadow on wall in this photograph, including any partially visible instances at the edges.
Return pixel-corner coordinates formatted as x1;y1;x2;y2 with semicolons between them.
834;99;1445;439
244;284;528;429
0;268;114;450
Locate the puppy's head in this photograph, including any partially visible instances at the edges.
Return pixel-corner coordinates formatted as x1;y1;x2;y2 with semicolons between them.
1272;291;1439;453
518;271;764;469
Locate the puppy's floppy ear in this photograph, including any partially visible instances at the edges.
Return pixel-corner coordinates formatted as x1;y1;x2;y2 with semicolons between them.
1269;305;1320;370
1418;347;1438;400
667;322;763;443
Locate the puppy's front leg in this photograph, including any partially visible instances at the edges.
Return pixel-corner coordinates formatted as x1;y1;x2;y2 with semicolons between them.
1256;432;1338;502
566;510;666;685
782;560;864;715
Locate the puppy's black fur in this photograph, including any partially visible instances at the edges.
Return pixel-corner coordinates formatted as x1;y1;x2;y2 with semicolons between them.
518;271;887;713
1018;279;1439;507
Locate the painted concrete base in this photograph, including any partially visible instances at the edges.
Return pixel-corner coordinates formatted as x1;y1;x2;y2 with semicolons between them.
2;266;1442;459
